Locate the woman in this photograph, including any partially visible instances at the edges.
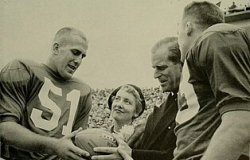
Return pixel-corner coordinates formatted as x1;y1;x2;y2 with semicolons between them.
74;84;145;158
107;84;146;141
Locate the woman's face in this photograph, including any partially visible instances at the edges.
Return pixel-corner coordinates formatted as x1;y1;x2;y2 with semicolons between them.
111;89;137;124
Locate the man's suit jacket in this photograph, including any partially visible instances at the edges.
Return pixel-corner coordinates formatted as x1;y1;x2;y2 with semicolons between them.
132;93;178;160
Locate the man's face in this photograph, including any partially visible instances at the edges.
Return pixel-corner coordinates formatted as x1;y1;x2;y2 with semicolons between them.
151;45;182;92
54;34;87;80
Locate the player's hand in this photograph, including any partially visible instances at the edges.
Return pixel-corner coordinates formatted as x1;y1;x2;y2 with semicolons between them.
127;120;146;147
92;134;132;160
52;128;90;160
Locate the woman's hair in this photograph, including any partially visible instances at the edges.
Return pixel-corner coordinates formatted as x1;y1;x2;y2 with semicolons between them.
118;85;143;118
108;84;146;118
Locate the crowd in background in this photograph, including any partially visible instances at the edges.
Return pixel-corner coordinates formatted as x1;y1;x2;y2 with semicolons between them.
222;1;250;14
88;87;167;129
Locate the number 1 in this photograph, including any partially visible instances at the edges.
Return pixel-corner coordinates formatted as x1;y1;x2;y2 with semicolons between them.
31;78;80;135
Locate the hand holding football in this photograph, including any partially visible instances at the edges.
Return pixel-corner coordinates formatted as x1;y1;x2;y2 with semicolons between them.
74;128;117;156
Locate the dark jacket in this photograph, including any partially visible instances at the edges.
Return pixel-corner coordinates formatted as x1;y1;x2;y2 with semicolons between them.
132;93;178;160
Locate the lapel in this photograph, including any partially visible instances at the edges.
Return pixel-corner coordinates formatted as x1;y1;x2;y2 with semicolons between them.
143;93;177;148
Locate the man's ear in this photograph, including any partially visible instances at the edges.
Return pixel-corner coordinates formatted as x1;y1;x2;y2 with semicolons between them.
185;21;193;36
52;43;59;55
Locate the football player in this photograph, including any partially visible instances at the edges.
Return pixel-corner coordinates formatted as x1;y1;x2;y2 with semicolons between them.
175;1;250;160
0;27;92;160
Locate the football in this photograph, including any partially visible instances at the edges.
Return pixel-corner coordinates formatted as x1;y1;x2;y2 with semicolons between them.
74;128;117;156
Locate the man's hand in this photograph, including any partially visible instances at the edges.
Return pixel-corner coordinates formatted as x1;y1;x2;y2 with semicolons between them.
52;128;90;160
115;134;134;160
127;120;146;147
91;134;132;160
117;148;134;160
92;147;122;160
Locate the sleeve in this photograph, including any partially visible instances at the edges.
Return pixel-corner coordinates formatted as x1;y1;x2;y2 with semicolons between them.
73;89;92;130
132;149;174;160
196;32;250;115
0;60;30;123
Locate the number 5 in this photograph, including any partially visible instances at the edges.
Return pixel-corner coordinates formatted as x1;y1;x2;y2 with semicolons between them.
31;78;80;135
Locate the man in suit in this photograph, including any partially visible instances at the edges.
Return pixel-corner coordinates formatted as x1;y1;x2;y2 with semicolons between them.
92;37;182;160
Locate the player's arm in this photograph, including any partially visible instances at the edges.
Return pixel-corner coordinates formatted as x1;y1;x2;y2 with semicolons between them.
202;110;250;160
0;121;90;160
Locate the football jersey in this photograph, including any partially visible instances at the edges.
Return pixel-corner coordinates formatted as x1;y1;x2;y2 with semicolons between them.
174;23;250;160
0;59;92;159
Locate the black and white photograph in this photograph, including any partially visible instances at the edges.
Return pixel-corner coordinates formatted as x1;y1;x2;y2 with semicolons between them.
0;0;250;159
